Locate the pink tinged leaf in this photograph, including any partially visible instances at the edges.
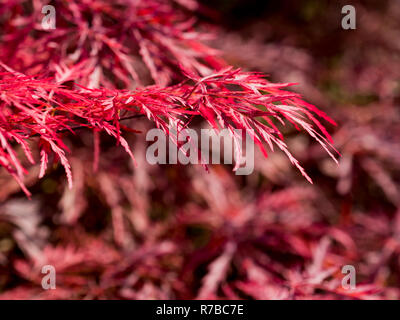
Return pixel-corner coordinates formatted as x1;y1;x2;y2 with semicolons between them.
46;139;73;189
0;130;26;178
39;149;48;179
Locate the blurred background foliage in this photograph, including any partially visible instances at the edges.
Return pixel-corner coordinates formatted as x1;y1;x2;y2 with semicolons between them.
0;0;399;299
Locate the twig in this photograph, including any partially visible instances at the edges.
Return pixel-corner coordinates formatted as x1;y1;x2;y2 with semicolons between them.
29;114;146;138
